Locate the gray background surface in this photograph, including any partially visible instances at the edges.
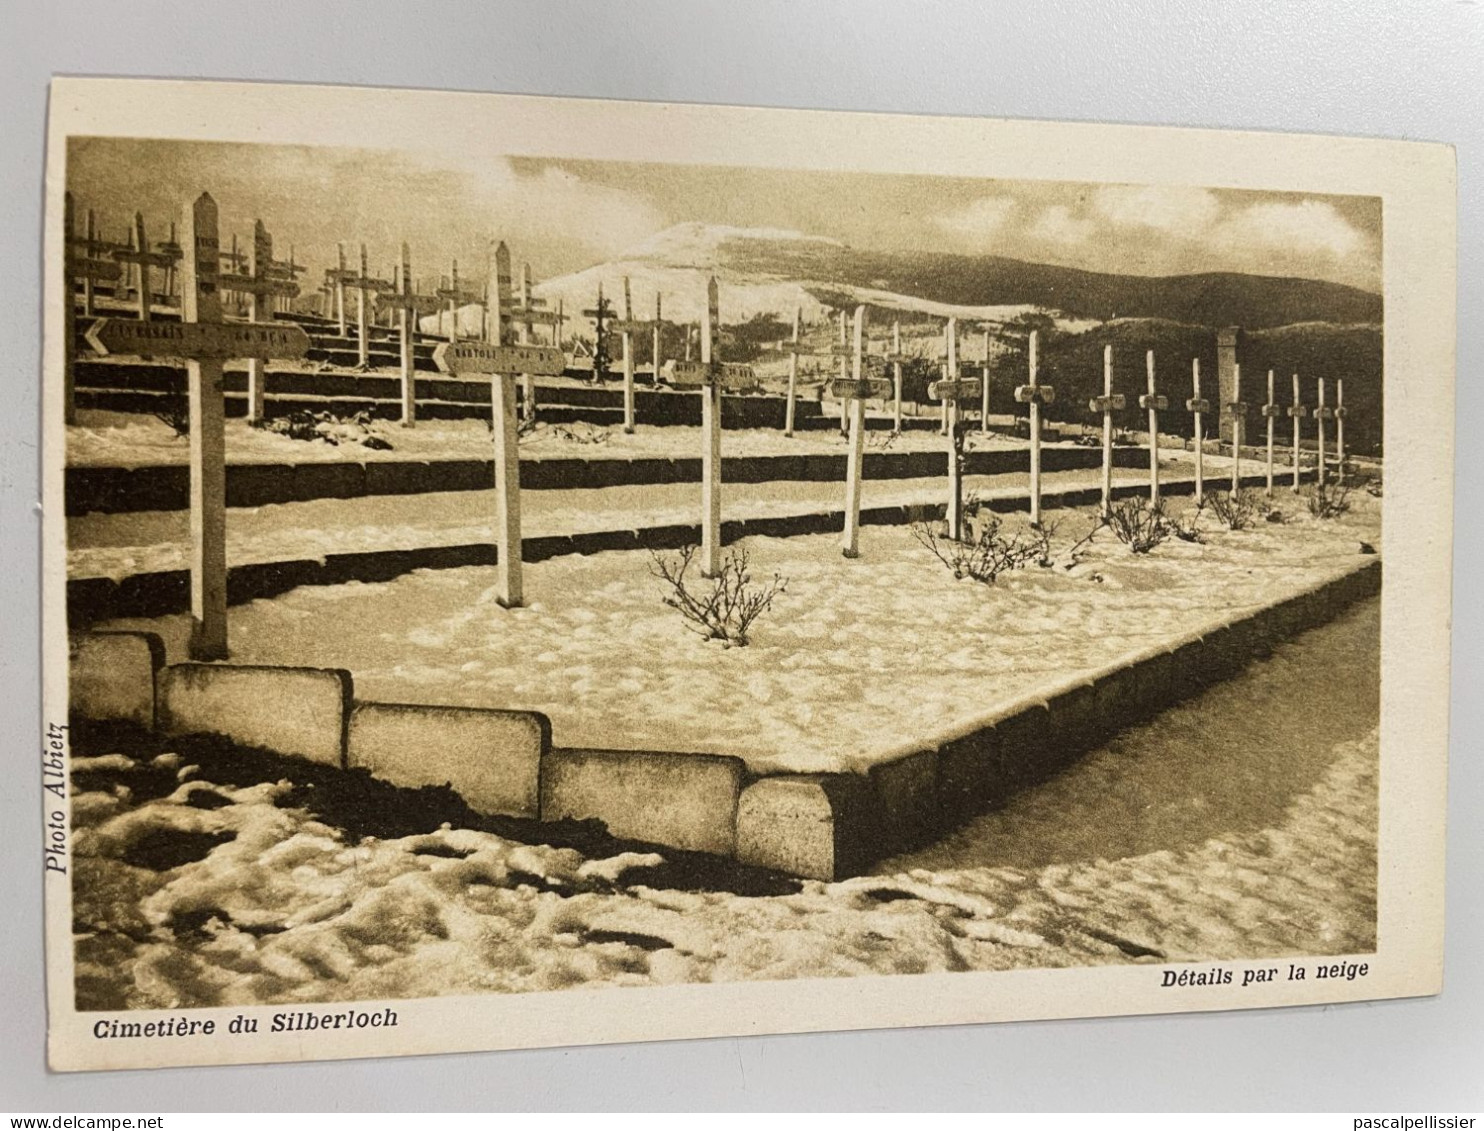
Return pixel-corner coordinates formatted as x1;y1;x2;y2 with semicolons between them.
2;0;1479;1112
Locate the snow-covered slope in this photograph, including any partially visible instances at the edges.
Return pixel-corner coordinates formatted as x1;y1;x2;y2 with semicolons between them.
528;223;1084;330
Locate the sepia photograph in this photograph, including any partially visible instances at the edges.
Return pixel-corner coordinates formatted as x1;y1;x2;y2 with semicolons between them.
37;78;1453;1073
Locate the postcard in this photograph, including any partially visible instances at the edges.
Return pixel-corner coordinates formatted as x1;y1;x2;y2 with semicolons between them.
40;77;1453;1071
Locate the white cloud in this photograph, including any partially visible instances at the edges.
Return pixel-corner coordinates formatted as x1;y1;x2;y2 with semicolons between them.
933;196;1017;248
1030;204;1095;246
1212;200;1367;261
1092;185;1221;234
400;149;666;257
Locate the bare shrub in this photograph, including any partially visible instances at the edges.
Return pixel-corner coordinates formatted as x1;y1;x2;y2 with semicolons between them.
1307;480;1353;519
910;511;1052;583
1206;488;1260;531
1170;504;1205;543
153;401;191;438
1107;496;1171;553
648;545;787;647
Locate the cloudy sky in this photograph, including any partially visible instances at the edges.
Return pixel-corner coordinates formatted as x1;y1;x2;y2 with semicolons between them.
67;138;1381;294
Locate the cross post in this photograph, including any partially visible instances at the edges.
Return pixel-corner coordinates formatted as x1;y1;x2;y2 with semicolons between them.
1140;350;1166;506
215;220;304;422
881;321;910;435
833;306;891;558
667;278;758;576
1314;377;1336;487
928;318;982;542
1334;379;1348;481
64;194;125;425
111;212;174;322
1014;329;1055;526
583;284;615;386
1088;343;1126;518
433;337;565;606
1289;373;1308;492
1228;362;1249;493
87;193;310;659
378;244;442;425
1187;357;1211;505
1261;369;1280;497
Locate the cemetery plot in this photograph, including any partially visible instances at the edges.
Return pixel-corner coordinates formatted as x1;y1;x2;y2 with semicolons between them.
95;493;1381;776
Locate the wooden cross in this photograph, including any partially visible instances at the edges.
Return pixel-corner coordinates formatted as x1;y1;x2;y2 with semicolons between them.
1139;350;1167;505
323;244;356;337
433;337;566;607
668;277;758;576
1088;344;1127;518
832;306;892;558
218;220;301;421
1013;329;1055;526
583;284;616;385
1261;369;1281;497
111;212;175;321
768;309;826;438
67;202;123;319
86;193;310;659
978;328;995;435
155;223;183;309
1313;377;1335;487
505;260;564;422
1228;363;1250;493
883;321;910;435
380;244;443;426
1334;379;1348;481
1186;357;1211;505
609;283;678;435
64;195;124;425
928;317;982;542
435;259;482;344
343;245;394;368
1288;373;1308;493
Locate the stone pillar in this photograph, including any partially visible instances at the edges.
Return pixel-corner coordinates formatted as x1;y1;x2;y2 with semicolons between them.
1216;326;1242;436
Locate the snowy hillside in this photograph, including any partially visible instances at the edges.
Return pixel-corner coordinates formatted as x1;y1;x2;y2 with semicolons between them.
529;223;1083;330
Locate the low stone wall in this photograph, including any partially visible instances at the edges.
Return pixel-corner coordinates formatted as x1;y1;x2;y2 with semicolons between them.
66;554;1379;880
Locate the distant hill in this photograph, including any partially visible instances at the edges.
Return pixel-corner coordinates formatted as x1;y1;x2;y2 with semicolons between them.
532;223;1383;331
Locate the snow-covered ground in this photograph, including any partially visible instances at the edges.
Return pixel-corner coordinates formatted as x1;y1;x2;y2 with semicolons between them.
68;461;1221;581
70;591;1378;1010
65;408;1038;468
96;493;1380;773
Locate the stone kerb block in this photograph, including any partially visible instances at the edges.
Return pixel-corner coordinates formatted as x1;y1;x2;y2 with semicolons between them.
69;631;166;728
735;774;876;881
867;749;939;851
348;702;549;818
160;663;353;767
541;748;744;856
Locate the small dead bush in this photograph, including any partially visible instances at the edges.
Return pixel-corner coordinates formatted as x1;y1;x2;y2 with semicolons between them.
1307;480;1353;519
648;545;787;647
1170;504;1205;543
1107;496;1171;554
153;401;191;438
911;511;1052;583
1206;488;1260;531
